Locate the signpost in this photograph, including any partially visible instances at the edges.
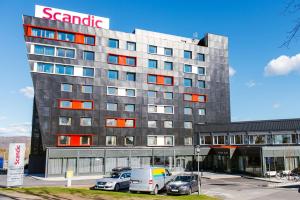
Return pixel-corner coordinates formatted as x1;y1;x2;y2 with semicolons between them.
195;145;201;195
6;143;25;187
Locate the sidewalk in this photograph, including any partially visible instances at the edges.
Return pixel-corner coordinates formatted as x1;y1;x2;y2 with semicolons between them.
30;174;104;181
243;175;300;187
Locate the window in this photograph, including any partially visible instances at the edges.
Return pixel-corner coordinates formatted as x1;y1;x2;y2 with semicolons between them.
108;70;118;80
198;80;206;88
184;137;193;145
127;41;136;51
108;55;118;64
57;32;75;42
200;136;212;145
106;136;117;146
198;108;206;116
126;89;135;97
107;87;117;95
56;48;75;58
83;51;95;61
82;102;93;109
147;75;157;83
164;62;173;71
107;103;117;111
81;136;91;145
148;90;157;98
164;121;173;128
230;135;244;145
184;122;192;129
213;135;227;145
164;48;173;56
164;92;173;99
183;94;192;101
55;65;74;75
32;28;54;38
184;50;192;59
198;67;205;75
80;117;92;126
125;104;135;112
84;36;95;45
148;45;157;54
148;105;157;113
126;72;136;81
164;77;173;85
184;107;192;115
148;59;158;69
148;121;157;128
164;106;174;114
106;119;117;127
125;119;135;127
273;134;292;144
36;62;54;73
184;78;192;87
61;83;72;92
58;136;70;145
199;95;206;102
184;64;192;73
60;100;72;108
126;57;136;66
197;53;205;61
147;136;157;145
34;45;55;56
108;38;119;48
59;117;71;126
83;67;94;77
82;85;93;93
165;136;174;146
125;136;134;145
249;135;266;144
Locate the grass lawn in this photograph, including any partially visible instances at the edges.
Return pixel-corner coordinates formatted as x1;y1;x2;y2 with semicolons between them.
0;187;219;200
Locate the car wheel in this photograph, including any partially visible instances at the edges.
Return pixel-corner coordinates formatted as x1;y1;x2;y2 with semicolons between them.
152;185;158;195
114;183;120;191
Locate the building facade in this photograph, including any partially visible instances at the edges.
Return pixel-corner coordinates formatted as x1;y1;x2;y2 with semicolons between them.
23;12;230;176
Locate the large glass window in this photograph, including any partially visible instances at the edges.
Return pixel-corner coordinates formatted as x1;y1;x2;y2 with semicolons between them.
184;64;192;73
80;117;92;126
184;78;192;87
108;55;118;64
230;135;244;145
55;65;74;75
84;36;95;45
32;28;55;38
183;94;192;101
200;136;212;145
164;92;173;99
57;32;75;42
164;48;173;56
59;117;71;126
61;83;72;92
198;80;206;88
164;62;173;71
125;104;135;112
147;136;157;145
83;51;94;61
184;107;192;115
164;106;173;114
108;70;118;80
60;100;72;108
197;53;205;61
148;45;157;54
273;134;292;144
36;62;54;73
126;89;135;97
81;85;93;93
164;121;173;128
127;41;136;51
148;105;157;113
58;136;70;145
108;38;119;48
198;108;206;116
34;45;55;56
213;135;227;145
106;136;117;146
125;119;135;127
81;136;91;145
148;121;157;128
148;90;157;98
249;135;266;144
164;77;173;85
83;67;94;77
82;102;93;109
107;103;117;111
148;59;158;69
184;50;192;59
199;95;206;102
198;67;205;75
184;137;193;145
125;136;134;145
106;119;117;127
56;48;75;58
184;122;192;129
148;75;157;83
126;57;136;66
126;72;136;81
165;136;174;146
107;87;117;95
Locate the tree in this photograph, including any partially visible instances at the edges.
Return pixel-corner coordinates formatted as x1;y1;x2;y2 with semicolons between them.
281;0;300;47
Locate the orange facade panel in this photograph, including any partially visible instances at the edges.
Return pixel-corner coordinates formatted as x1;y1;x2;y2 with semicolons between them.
118;56;127;65
157;76;165;85
117;119;126;127
192;94;199;102
75;34;85;44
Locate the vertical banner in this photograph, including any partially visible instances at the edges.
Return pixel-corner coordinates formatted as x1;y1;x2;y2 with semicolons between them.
6;143;26;187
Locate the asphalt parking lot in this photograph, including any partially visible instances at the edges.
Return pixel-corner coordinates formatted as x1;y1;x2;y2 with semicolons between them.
0;175;300;200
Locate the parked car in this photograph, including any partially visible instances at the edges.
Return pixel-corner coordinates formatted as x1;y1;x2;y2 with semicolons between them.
166;174;199;195
112;167;132;172
129;167;173;195
94;170;131;191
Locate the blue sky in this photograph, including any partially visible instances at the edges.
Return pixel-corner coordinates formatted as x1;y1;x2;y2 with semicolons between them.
0;0;299;136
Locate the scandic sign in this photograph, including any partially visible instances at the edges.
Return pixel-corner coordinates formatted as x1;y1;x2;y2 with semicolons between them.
35;5;109;29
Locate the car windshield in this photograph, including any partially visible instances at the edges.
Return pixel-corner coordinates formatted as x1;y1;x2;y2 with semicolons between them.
174;176;192;182
110;173;121;178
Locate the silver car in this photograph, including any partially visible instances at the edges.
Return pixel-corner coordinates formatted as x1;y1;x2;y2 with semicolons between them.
94;171;131;191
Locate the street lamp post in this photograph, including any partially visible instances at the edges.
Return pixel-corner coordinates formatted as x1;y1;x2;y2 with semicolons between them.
195;145;201;195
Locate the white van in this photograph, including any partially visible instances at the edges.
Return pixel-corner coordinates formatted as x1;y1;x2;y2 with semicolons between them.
129;167;173;194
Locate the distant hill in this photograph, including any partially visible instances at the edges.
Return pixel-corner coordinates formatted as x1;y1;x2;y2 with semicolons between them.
0;136;31;161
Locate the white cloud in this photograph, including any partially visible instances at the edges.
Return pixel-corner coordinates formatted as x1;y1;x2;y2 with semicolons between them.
264;53;300;76
19;86;34;98
246;80;256;88
0;116;7;121
273;103;280;109
0;122;32;137
229;66;236;77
